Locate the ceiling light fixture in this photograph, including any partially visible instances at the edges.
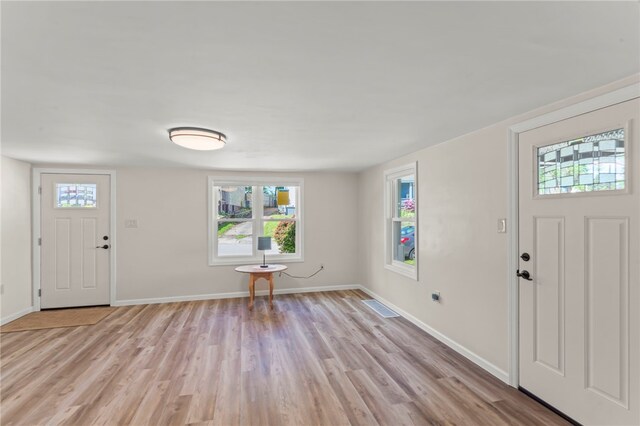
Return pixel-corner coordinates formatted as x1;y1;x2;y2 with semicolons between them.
169;127;227;151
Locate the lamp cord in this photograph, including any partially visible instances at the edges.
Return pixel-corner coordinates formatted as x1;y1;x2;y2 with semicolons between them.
279;266;324;279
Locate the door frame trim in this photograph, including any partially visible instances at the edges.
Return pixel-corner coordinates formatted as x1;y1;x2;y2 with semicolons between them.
32;168;117;310
507;83;639;387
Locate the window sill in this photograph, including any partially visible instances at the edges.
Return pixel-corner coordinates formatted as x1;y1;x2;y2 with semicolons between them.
210;255;304;267
384;263;418;281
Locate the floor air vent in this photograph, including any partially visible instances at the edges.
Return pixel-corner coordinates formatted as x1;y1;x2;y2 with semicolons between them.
362;300;400;318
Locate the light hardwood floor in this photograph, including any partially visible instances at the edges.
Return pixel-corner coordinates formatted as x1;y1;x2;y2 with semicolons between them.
0;290;568;425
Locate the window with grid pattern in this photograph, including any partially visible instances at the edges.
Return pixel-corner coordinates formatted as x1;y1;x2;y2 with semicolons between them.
209;177;303;265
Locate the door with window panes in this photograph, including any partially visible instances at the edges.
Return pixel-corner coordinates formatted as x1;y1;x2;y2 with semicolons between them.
40;174;111;308
518;99;639;425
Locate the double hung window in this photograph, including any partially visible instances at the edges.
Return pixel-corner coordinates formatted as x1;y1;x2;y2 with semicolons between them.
384;164;418;279
209;177;303;265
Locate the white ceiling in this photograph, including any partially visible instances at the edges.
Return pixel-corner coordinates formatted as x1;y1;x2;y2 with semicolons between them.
2;1;638;171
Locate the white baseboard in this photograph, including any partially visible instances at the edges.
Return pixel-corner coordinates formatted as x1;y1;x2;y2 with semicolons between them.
358;286;510;384
113;284;361;307
1;306;34;326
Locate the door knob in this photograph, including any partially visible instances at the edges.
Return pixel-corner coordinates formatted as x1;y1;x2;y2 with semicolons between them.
96;244;110;249
516;269;533;281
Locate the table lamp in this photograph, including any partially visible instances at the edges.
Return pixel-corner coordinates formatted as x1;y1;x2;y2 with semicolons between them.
258;236;271;268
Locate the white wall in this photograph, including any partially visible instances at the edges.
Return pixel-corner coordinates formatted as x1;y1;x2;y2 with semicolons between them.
113;168;359;302
29;165;360;305
357;75;639;379
1;156;33;323
23;164;359;307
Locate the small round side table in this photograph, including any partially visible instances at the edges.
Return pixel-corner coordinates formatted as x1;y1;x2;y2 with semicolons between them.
234;264;288;310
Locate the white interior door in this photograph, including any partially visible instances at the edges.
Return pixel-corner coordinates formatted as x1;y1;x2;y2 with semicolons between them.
40;173;111;309
518;99;639;425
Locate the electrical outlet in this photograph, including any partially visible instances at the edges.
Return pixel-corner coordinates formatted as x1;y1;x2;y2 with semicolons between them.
432;291;440;302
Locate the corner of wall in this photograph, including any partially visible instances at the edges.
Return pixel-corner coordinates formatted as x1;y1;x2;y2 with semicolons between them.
1;156;34;324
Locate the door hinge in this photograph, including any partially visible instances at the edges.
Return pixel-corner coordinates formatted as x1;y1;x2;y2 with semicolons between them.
38;289;41;297
38;237;42;246
38;186;42;195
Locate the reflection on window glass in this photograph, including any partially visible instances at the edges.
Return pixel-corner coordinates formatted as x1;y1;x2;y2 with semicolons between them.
217;186;252;219
56;184;97;208
263;221;296;255
217;221;253;257
537;128;625;195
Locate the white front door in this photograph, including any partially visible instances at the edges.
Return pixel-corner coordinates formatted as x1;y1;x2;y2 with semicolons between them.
40;174;111;309
518;99;639;425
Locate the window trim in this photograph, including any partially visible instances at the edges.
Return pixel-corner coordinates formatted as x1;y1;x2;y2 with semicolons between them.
208;176;304;266
384;163;418;280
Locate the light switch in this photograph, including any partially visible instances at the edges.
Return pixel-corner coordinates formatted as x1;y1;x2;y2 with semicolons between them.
125;219;138;228
497;218;507;233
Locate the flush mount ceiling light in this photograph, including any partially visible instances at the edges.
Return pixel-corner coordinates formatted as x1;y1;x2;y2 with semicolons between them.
169;127;227;151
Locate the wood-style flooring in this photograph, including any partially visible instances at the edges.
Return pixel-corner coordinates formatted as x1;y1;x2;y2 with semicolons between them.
0;290;569;425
